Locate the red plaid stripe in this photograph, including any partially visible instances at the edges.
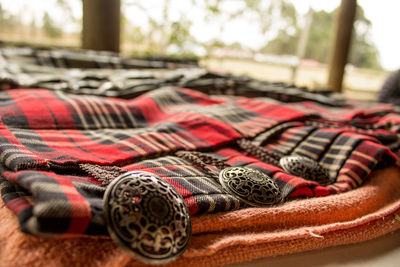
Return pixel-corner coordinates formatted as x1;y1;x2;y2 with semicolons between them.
56;177;92;237
5;197;32;215
328;140;396;193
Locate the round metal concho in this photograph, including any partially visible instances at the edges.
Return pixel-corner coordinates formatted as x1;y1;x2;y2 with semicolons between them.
219;167;282;207
103;171;191;264
279;155;333;185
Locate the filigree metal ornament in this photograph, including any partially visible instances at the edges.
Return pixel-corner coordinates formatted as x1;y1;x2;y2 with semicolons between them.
103;171;191;264
279;155;333;185
219;167;282;206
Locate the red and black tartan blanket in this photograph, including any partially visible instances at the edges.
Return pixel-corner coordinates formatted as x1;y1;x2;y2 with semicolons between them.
0;86;399;237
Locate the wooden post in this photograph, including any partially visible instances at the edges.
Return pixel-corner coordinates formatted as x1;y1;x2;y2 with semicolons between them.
82;0;121;52
327;0;357;92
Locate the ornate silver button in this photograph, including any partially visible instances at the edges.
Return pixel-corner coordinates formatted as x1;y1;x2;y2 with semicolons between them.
279;155;333;185
103;171;191;264
219;167;282;206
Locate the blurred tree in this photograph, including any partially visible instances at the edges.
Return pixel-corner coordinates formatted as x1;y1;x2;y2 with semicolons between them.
123;0;297;56
0;3;18;30
264;3;380;69
42;12;62;38
203;0;298;55
56;0;77;22
257;1;299;55
121;0;380;68
304;10;334;63
29;18;38;36
124;0;196;55
121;11;145;44
304;5;380;69
261;29;299;55
349;5;381;69
0;3;3;22
169;20;193;48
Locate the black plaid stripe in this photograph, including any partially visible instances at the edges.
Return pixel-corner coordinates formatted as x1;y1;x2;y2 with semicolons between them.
190;103;277;137
264;126;317;155
319;133;363;179
0;175;32;203
1;170;94;237
1;174;106;236
1;125;210;170
387;135;400;151
147;87;199;108
198;103;258;122
71;181;108;235
253;121;303;146
53;91;147;130
292;130;341;160
0;136;41;171
1;171;71;235
0;92;30;127
147;88;300;138
13;129;56;153
0;175;34;228
328;139;396;193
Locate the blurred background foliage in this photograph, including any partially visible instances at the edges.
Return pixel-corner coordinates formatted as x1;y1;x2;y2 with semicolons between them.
0;0;382;69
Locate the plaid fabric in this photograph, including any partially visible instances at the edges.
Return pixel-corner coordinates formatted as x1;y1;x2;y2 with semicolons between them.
0;47;198;69
1;47;346;105
0;86;399;237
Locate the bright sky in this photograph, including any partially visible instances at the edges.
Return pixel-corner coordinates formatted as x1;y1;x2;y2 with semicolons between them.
1;0;399;70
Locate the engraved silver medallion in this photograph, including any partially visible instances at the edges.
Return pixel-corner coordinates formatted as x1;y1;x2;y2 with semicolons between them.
279;155;333;185
219;167;282;206
103;171;191;264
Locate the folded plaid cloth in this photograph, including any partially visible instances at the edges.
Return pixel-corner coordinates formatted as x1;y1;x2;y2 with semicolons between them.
1;47;346;105
0;47;198;69
1;166;400;267
0;86;399;238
